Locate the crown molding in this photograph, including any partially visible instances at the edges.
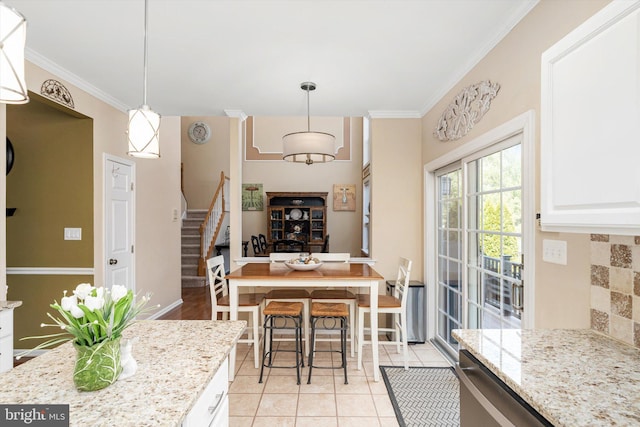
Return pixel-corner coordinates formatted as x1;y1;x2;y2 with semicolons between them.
26;48;130;113
367;110;422;119
419;0;539;117
224;109;248;121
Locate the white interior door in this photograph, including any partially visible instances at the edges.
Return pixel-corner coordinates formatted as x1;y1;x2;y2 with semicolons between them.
105;156;135;292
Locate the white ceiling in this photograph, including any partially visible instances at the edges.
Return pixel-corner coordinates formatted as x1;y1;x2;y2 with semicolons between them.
10;0;538;118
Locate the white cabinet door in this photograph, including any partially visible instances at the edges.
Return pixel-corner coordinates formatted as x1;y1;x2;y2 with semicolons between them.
182;357;229;427
0;310;13;373
541;0;640;235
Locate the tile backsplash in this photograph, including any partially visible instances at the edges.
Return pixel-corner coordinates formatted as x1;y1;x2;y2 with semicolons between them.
590;234;640;348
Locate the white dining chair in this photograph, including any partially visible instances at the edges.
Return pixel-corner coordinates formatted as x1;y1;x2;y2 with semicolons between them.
207;255;265;367
308;252;356;356
357;256;412;370
310;252;350;262
269;252;295;262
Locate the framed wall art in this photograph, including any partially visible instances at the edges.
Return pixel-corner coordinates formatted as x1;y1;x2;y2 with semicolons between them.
242;184;263;211
333;184;356;211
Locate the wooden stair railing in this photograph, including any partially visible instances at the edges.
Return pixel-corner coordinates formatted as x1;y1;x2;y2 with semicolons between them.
198;171;230;276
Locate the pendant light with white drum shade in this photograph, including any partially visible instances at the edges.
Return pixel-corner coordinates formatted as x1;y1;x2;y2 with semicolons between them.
282;82;335;165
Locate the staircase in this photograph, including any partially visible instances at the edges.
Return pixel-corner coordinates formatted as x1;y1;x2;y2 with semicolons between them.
181;209;207;287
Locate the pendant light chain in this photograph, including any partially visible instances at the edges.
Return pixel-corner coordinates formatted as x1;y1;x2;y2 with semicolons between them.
306;85;310;132
142;0;149;106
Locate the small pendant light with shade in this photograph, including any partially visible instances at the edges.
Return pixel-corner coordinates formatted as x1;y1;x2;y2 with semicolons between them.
0;1;28;104
127;0;160;159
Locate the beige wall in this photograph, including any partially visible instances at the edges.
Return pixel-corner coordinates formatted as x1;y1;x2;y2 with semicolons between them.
3;62;183;349
370;118;423;282
242;117;364;256
181;116;231;209
420;0;610;328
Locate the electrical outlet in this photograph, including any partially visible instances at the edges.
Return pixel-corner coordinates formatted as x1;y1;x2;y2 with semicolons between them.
542;239;567;265
64;227;82;241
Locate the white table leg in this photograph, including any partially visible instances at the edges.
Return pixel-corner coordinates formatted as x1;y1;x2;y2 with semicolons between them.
228;279;239;382
370;279;380;382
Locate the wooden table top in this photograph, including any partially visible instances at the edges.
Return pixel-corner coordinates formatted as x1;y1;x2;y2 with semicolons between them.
227;262;383;281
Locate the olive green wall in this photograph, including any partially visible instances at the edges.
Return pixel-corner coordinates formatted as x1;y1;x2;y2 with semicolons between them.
6;93;93;348
6;95;93;266
9;275;93;348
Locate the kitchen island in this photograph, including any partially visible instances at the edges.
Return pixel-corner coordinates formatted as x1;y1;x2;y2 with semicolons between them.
0;320;246;426
453;328;640;427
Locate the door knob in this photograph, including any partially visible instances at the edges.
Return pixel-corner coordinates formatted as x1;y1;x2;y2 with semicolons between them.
109;259;118;265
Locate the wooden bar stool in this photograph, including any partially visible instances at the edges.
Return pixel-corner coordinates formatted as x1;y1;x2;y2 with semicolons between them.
266;254;311;355
259;301;305;385
309;252;356;357
307;302;349;385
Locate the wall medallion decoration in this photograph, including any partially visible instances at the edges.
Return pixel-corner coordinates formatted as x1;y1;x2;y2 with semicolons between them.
40;79;75;108
433;80;500;142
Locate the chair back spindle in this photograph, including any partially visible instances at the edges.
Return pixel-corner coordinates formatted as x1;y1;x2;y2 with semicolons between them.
258;234;268;253
393;257;412;309
207;255;227;314
251;235;261;255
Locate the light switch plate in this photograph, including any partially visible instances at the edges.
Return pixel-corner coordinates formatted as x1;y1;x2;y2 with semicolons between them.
64;227;82;240
542;239;567;265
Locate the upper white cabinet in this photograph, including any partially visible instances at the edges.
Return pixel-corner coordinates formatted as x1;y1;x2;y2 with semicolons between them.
541;0;640;235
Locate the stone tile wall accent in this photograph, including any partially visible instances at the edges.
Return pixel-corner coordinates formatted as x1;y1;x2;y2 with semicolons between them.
590;234;640;348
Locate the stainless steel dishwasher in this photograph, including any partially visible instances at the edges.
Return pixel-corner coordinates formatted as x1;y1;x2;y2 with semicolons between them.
456;350;553;427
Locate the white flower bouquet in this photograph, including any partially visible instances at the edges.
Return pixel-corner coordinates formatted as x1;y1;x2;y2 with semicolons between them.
21;283;154;391
25;283;151;349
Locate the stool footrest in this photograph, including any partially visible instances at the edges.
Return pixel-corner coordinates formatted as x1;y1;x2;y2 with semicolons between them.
259;311;305;385
307;314;349;385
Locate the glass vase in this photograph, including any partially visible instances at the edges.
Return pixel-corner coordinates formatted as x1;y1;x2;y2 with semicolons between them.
73;338;122;391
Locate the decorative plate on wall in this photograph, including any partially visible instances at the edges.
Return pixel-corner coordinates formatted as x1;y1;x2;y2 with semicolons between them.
188;121;211;144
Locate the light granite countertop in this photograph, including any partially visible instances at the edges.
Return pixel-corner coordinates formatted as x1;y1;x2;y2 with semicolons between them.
0;320;246;426
0;300;22;310
453;328;640;427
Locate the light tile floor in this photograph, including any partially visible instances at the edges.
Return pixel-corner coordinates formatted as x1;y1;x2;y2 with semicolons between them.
229;338;451;426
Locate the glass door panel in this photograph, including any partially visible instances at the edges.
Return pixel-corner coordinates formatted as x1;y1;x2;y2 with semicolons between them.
466;136;523;330
434;168;463;354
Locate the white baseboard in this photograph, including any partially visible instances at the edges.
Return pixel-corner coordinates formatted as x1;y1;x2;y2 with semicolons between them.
14;348;48;358
147;298;183;319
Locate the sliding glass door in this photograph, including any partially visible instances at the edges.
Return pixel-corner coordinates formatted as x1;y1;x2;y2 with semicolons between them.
434;133;524;356
466;135;523;330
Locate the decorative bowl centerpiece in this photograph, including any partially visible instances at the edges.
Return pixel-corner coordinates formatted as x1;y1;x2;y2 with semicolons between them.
285;255;322;271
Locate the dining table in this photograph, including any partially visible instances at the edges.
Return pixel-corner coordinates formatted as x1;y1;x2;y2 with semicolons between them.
226;261;385;381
